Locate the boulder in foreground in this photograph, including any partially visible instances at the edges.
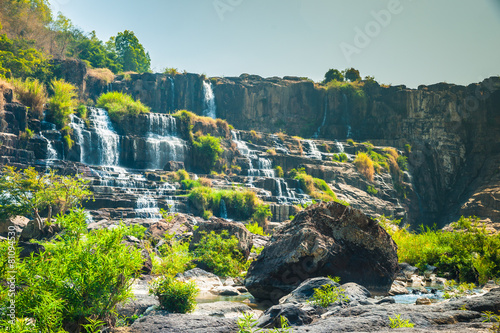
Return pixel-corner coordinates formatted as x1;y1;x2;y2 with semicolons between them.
245;201;398;302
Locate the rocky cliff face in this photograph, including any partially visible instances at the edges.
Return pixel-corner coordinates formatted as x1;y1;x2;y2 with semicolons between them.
92;71;500;228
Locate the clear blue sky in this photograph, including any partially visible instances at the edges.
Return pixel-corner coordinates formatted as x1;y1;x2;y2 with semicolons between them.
48;0;500;88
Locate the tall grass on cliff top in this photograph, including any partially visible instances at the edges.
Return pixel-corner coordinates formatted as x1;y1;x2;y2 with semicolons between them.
47;79;78;128
8;77;47;119
96;91;150;123
379;216;500;284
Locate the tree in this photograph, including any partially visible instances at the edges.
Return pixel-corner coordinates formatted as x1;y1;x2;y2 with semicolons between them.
113;30;150;73
69;31;122;73
323;69;344;84
344;68;361;82
0;166;91;232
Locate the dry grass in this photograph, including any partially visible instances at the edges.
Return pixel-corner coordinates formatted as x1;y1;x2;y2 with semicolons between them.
8;77;47;119
275;131;286;141
250;130;261;140
88;68;115;84
266;148;277;156
384;147;399;160
199;177;213;187
354;152;375;182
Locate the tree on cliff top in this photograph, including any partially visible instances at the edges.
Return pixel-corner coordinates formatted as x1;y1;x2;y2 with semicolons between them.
344;68;361;82
113;30;151;73
323;69;344;84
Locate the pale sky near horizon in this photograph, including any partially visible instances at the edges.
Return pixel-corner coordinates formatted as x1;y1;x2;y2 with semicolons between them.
48;0;500;88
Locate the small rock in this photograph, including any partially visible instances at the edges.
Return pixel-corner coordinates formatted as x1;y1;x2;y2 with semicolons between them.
375;297;395;304
223;277;235;286
176;268;222;291
388;280;409;296
237;286;248;293
416;297;432;305
211;286;240;296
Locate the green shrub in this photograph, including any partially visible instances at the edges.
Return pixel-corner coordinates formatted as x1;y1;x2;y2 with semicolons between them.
193;230;247;277
346;138;356;146
289;168;337;202
19;128;34;141
8;77;47;119
188;186;260;221
149;276;198;313
367;185;378;195
332;153;348;163
192;134;223;173
310;282;349;308
96;91;150;123
252;203;273;228
246;221;270;236
154;234;194;277
76;104;87;119
176;169;190;181
237;312;292;333
0;218;143;331
275;165;284;178
404;144;412;154
397;155;408;171
443;280;476;299
181;179;202;190
380;216;500;283
123;223;147;240
47;79;78;129
388;314;414;328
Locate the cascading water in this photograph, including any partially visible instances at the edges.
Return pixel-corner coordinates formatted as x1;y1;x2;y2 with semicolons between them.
41;134;58;160
90;108;120;166
202;81;217;119
231;131;274;177
168;77;175;111
145;113;186;170
271;134;290;155
335;140;345;153
135;193;161;220
343;94;352;138
220;199;228;219
303;140;322;160
312;96;328;139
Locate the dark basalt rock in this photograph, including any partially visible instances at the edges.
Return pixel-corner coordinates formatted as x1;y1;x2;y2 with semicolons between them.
257;304;313;328
129;313;237;333
245;201;398;302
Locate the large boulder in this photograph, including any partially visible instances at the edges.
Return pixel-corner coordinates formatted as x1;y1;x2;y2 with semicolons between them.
189;218;253;259
245;201;398;302
0;216;29;236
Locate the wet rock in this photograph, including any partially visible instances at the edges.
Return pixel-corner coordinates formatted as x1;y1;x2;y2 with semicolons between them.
193;301;256;318
257;304;313;328
245;201;398;302
210;286;240;296
18;241;45;259
279;277;339;304
416;297;432;305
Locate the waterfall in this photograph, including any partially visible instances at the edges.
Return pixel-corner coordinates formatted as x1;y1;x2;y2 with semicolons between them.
41;134;58;160
312;96;328;139
335;140;345;153
231;130;274;177
343;94;352;139
135;192;161;220
144;113;186;170
271;134;290;155
70;114;88;163
220;199;228;219
303;140;322;160
202;81;217;119
166;196;177;213
168;77;176;111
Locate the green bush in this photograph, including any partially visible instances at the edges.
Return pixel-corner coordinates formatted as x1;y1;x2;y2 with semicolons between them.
154;234;194;277
388;314;414;329
192;134;223;173
275;165;284;178
8;77;47;119
332;153;348;163
237;312;292;333
96;91;150;123
181;178;202;190
310;281;349;308
367;185;378;195
188;186;260;221
193;230;247;277
289;168;337;202
149;276;198;313
47;79;78;129
380;216;500;283
252;204;273;228
76;104;87;119
246;221;270;236
0;218;143;332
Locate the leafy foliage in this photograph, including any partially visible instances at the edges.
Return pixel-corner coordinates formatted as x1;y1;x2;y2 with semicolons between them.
379;216;500;283
332;152;348;163
96;91;150;123
113;30;151;73
389;314;414;328
0;219;143;332
47;78;78;128
289;168;337;202
149;276;198;313
154;233;194;277
323;68;344;84
310;282;349;308
188;186;261;221
0;166;91;223
246;221;270;236
192;134;223;173
193;230;247;277
237;312;292;333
